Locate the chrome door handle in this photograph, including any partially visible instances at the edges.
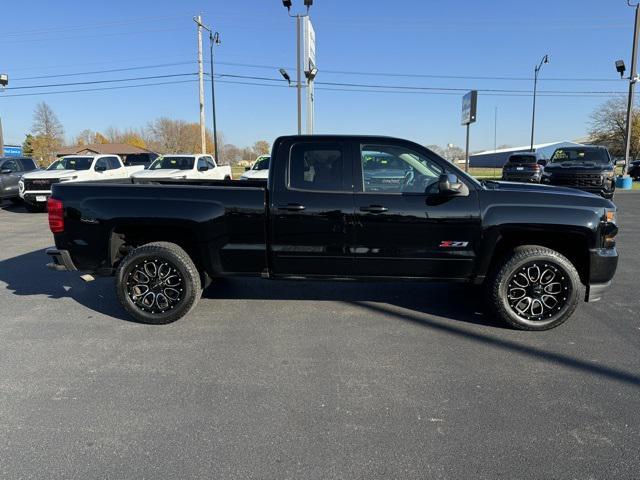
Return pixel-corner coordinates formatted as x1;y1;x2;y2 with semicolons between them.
360;205;388;213
277;203;306;211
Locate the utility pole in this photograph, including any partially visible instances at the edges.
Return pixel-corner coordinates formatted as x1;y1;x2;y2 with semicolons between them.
623;1;640;175
194;15;206;154
194;16;221;162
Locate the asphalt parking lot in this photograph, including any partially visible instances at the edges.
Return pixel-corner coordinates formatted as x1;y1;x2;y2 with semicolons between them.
0;193;638;479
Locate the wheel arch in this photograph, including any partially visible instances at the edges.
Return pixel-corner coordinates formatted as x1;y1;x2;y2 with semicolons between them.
477;226;592;285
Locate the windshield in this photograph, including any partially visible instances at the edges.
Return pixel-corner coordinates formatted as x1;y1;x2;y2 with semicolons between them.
149;156;195;170
550;148;610;164
253;156;270;170
509;154;537;164
47;157;93;171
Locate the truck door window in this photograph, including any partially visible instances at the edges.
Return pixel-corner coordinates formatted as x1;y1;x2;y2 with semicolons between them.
2;160;18;172
289;144;346;192
95;158;108;171
197;158;208;170
360;144;443;194
203;156;216;168
107;157;121;169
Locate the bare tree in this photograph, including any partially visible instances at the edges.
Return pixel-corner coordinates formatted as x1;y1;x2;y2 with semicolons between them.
31;102;65;165
74;129;95;145
589;96;640;159
252;140;271;156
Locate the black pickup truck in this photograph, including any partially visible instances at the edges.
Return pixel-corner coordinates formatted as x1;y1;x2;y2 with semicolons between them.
45;135;619;331
540;145;617;198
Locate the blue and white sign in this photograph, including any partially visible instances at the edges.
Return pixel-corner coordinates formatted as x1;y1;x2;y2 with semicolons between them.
2;145;23;157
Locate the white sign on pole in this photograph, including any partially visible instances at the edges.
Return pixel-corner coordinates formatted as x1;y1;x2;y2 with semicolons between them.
303;17;316;73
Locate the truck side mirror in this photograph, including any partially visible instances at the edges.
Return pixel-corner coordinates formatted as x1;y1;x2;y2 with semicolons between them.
537;159;547;167
437;173;469;197
198;165;209;172
0;168;12;174
95;164;106;172
245;166;251;171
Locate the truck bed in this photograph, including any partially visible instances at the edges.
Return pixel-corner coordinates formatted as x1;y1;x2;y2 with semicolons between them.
51;181;268;276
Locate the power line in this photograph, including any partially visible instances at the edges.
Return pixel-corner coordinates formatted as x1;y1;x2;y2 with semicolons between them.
11;62;196;81
0;76;625;99
4;73;198;91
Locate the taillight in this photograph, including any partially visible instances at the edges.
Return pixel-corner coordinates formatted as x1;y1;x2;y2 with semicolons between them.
48;198;64;233
532;164;541;171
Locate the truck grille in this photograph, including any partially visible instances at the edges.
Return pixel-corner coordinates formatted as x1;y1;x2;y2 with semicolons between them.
23;178;60;191
550;173;603;188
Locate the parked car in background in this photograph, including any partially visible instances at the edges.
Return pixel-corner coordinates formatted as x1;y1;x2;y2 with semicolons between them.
123;152;159;169
541;146;616;199
0;157;39;204
628;159;640;180
240;155;270;180
501;152;543;183
19;155;143;212
131;154;232;183
46;134;618;331
361;150;414;192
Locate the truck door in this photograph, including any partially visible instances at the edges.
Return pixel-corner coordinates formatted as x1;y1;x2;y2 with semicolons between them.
269;140;356;276
353;141;481;278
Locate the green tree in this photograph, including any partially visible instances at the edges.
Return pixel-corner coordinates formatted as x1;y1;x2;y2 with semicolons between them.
22;134;35;156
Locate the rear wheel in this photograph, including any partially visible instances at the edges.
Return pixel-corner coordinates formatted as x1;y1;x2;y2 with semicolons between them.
115;241;201;324
487;245;583;331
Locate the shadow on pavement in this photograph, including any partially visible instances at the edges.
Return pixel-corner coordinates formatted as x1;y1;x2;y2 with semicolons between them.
0;248;130;321
204;276;504;329
3;249;640;387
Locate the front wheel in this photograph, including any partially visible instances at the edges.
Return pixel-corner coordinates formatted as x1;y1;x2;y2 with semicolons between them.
115;242;201;324
487;245;583;331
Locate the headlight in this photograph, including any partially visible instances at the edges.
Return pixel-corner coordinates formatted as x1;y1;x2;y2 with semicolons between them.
604;208;616;223
18;180;24;193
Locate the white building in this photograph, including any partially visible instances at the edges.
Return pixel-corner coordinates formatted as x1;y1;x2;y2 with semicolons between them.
470;141;584;168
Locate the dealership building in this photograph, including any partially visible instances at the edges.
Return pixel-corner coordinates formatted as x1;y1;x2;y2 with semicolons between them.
469;141;584;168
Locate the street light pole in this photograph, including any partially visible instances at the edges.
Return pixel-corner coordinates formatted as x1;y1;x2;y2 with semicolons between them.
296;14;302;135
530;54;549;152
283;1;313;135
623;1;640;175
194;15;206;154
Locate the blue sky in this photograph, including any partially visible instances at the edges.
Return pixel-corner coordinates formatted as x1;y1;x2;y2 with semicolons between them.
0;0;635;151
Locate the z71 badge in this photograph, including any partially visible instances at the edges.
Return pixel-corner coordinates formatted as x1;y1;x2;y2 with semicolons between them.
439;241;469;248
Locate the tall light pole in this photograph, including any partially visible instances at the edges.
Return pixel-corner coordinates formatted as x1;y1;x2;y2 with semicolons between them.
530;54;549;152
282;0;313;135
0;74;8;157
622;1;640;177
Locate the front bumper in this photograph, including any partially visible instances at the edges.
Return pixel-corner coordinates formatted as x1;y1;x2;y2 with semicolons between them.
22;191;52;205
46;248;77;271
585;247;618;302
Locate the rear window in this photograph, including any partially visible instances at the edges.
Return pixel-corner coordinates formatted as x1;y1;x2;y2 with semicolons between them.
289;143;346;192
550;148;609;164
509;154;537;164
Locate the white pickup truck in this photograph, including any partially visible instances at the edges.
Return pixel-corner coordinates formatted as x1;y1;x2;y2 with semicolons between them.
239;155;270;180
131;154;232;183
19;154;144;212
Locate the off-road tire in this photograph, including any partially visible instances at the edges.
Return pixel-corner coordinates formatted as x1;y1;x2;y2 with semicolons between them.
115;241;201;324
487;245;583;331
